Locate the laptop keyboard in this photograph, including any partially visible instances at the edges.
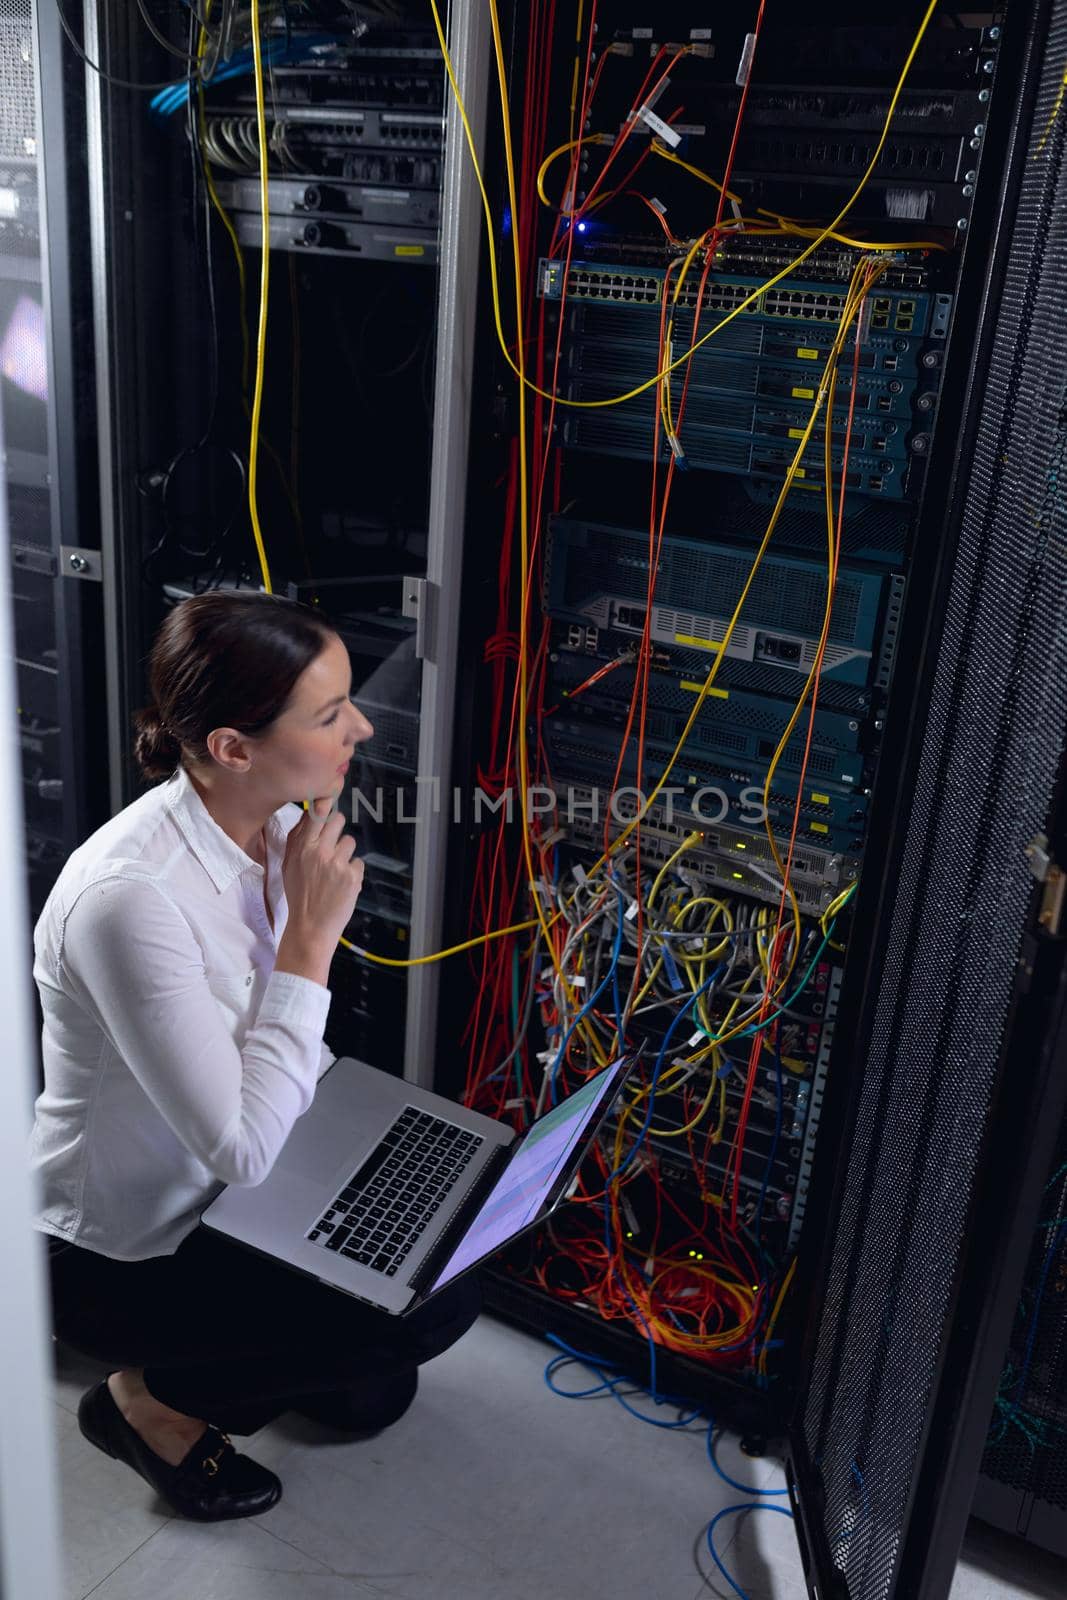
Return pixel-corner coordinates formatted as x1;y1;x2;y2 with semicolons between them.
306;1106;484;1278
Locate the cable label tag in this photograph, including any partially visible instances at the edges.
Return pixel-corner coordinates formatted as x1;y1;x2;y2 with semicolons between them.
570;974;587;988
736;32;757;87
688;1030;706;1048
637;106;682;148
625;901;640;922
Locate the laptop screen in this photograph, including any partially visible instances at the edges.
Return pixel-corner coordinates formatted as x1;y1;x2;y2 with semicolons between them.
429;1060;627;1291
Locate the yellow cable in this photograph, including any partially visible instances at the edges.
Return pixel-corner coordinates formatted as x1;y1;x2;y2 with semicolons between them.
338;918;542;968
759;1257;797;1377
432;0;942;411
1036;64;1067;155
247;0;273;594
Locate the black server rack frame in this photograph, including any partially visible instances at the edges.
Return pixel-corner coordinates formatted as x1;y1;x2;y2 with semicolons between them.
437;0;1062;1497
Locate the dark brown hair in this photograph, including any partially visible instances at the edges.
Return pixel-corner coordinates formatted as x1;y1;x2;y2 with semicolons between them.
132;592;336;783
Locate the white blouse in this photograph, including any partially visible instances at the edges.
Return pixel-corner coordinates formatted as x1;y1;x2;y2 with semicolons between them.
29;765;335;1260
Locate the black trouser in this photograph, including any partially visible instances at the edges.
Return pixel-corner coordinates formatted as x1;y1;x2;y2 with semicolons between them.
46;1227;482;1435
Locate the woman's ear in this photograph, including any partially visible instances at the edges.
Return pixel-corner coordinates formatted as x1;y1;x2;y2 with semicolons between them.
204;727;256;773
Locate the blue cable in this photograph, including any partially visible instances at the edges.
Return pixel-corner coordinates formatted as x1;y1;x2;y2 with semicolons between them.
609;964;724;1184
542;1341;794;1599
149;33;342;117
705;1423;790;1496
543;1333;704;1427
705;1504;794;1600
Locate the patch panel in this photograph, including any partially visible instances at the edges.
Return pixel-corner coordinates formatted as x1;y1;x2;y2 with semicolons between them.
710;236;936;292
539;260;937;338
219;103;445;150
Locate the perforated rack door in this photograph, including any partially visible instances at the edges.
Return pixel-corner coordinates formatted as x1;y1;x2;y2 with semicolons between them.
785;3;1067;1598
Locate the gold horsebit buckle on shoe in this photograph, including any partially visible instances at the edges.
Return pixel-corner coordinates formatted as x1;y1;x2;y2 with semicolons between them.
201;1432;232;1477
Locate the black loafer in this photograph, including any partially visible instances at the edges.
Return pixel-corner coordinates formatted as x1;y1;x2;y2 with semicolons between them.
77;1378;282;1521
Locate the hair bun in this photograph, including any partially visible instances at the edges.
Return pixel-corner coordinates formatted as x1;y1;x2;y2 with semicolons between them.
132;704;182;784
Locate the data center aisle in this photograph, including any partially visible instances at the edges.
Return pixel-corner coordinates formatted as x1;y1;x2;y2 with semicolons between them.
50;1314;1062;1600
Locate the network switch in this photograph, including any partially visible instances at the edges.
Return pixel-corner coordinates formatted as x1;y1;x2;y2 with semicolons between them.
544;518;902;692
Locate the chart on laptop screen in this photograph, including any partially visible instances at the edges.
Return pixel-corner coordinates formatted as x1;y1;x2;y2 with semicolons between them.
431;1066;621;1290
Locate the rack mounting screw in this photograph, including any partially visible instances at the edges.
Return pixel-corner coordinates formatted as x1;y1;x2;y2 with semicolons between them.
68;553;88;573
989;25;1001;39
957;217;969;230
965;169;978;182
979;88;991;102
983;59;996;74
962;184;975;197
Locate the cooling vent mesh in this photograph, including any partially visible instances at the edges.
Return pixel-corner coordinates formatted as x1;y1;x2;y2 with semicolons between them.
798;16;1067;1598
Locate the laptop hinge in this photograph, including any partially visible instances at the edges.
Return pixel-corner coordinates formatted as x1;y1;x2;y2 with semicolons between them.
407;1140;513;1298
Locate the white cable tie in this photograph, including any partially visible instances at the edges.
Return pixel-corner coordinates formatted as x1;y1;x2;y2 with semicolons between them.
637;105;681;148
735;32;757;88
625;901;640;922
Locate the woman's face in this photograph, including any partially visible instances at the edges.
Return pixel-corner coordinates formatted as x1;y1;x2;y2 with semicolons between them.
252;632;374;804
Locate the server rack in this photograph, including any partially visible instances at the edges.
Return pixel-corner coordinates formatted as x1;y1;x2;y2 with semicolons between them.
35;2;1067;1597
7;0;107;945
63;0;484;1078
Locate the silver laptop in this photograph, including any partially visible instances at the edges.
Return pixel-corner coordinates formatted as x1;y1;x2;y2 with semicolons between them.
201;1053;636;1316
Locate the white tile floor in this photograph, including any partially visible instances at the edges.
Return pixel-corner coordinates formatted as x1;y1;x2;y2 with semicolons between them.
51;1314;1065;1600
